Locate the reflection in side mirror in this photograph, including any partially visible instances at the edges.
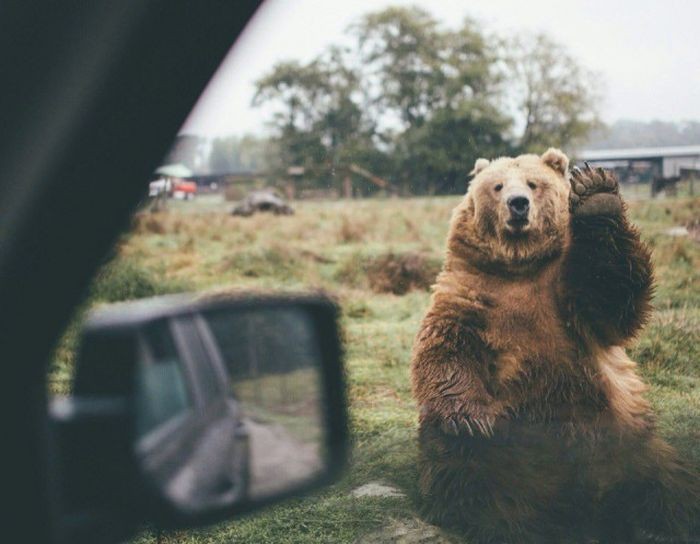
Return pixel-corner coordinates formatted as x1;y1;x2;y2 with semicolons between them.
49;293;347;542
201;306;325;501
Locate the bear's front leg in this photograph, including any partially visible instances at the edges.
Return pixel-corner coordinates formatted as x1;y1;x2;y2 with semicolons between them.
410;311;560;541
411;311;502;438
564;164;654;346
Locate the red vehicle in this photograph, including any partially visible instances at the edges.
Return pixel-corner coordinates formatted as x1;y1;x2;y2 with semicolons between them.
173;179;197;200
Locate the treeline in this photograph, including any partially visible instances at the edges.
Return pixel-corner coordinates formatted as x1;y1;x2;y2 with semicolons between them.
168;6;602;195
163;134;268;175
586;120;700;150
251;6;599;195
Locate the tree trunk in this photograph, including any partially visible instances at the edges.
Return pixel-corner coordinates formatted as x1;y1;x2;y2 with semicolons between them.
343;175;352;199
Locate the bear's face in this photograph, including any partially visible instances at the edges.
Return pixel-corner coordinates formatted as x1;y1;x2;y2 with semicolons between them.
448;148;571;272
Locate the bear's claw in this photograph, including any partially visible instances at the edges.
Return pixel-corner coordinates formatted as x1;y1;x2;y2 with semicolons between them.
569;163;622;217
439;414;494;437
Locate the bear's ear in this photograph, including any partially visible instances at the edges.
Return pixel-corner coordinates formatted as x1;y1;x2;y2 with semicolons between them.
470;158;490;177
541;148;569;176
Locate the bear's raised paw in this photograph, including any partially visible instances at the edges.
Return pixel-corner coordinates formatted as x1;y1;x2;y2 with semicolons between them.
569;163;622;218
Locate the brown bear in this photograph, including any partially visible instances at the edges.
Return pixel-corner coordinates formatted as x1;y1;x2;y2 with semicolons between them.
411;149;700;543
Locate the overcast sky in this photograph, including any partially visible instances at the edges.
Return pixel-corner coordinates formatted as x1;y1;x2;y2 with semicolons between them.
180;0;700;138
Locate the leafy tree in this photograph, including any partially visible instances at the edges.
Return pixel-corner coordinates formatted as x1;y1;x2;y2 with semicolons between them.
350;6;442;128
253;47;375;191
252;8;601;195
349;8;508;193
587;120;700;149
253;60;330;132
504;33;601;152
252;60;330;183
396;101;512;194
312;47;374;177
350;8;496;130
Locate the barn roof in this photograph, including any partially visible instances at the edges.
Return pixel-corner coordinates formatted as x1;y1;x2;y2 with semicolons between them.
579;145;700;161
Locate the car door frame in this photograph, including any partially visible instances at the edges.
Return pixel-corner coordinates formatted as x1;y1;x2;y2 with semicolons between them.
133;317;204;488
0;3;263;542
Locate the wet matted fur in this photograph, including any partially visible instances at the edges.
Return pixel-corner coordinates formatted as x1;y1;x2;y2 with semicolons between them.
411;150;700;543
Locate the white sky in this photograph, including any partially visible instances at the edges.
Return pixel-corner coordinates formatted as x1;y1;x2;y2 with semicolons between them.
181;0;700;138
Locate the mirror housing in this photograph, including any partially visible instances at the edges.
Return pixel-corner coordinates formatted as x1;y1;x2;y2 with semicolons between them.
49;292;347;543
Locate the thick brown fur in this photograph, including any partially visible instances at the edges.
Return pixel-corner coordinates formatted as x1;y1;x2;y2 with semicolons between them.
411;150;700;543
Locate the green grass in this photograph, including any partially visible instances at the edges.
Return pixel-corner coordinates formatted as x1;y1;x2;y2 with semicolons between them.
49;193;700;543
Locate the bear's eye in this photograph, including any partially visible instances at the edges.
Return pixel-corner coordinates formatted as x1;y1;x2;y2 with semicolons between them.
494;183;503;192
527;181;537;190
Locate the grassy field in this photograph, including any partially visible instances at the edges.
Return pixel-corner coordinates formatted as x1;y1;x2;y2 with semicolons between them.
49;187;700;543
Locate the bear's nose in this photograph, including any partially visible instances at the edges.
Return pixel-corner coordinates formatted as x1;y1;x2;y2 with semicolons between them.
507;195;530;219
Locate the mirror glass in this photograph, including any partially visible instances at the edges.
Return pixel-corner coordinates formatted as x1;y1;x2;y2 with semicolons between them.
202;305;326;500
133;302;326;514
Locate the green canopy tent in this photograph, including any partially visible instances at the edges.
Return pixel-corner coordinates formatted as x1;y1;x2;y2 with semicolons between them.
155;163;192;178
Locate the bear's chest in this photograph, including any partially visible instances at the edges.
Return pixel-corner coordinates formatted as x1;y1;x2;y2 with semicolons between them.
480;272;576;371
475;272;606;414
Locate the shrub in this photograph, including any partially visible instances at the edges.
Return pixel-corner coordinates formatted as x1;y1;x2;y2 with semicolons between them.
89;258;191;303
367;252;441;295
337;215;366;243
132;212;169;234
222;245;300;280
335;251;442;294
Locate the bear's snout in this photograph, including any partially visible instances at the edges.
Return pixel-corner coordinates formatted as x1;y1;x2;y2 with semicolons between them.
507;195;530;221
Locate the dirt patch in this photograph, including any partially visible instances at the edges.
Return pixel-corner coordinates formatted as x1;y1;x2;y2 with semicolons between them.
366;253;441;295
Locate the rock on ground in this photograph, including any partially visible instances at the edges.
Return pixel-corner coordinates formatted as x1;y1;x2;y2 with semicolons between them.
350;483;457;543
351;482;406;498
354;518;458;544
665;226;689;237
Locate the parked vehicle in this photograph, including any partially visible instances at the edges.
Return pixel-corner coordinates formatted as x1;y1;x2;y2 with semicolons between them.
173;179;197;200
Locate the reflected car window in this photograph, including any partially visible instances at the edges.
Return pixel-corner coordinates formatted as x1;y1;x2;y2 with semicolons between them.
135;320;190;437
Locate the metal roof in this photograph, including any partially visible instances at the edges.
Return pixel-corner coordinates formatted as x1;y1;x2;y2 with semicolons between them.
579;145;700;161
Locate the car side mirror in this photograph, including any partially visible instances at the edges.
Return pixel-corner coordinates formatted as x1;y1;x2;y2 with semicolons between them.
49;292;347;544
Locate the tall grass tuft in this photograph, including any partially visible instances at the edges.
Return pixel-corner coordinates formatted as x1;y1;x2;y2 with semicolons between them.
89;258;191;303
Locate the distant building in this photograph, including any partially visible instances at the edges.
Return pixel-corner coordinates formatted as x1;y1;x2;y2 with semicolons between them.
578;145;700;179
577;145;700;195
